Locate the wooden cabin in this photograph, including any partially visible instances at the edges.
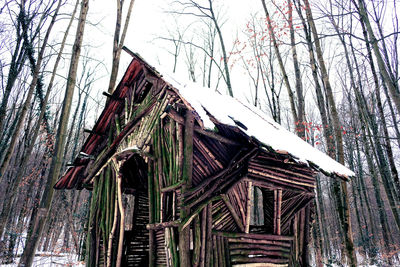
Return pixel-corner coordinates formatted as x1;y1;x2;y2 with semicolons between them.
55;49;354;267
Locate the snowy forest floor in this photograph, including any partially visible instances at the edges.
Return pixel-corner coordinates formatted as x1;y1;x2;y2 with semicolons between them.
0;253;84;267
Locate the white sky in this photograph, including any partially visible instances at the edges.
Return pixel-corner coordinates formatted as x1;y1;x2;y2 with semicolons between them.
85;1;261;92
61;0;398;136
74;0;266;125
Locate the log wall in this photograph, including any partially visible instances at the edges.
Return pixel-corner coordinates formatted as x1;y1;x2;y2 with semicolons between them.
75;59;317;267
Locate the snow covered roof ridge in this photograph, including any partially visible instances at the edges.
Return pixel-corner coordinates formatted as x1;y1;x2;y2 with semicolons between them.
130;51;355;179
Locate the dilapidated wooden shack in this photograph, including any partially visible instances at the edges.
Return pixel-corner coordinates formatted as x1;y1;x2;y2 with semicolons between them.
55;49;354;267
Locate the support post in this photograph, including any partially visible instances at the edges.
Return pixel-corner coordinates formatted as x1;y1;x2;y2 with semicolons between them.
179;110;194;266
148;162;155;267
302;204;311;266
274;189;282;235
245;182;253;233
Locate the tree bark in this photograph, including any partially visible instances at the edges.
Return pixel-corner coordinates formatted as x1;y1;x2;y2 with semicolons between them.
302;0;357;265
18;1;89;266
355;0;400;113
288;0;305;138
0;0;78;240
207;0;233;96
107;0;136;93
0;0;60;182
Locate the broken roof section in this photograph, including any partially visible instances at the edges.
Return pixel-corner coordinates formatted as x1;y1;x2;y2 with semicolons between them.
154;58;354;179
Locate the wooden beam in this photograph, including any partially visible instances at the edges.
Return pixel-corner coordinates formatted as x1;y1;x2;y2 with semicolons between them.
245;181;253;233
186;165;245;209
185;148;257;202
221;194;245;232
167;109;241;146
146;220;180;230
102;91;123;101
180;196;222;231
83;128;103;136
274;189;282;235
231;256;289;264
212;231;294;241
148;162;155;267
302;204;311;266
82;98;157;184
160;180;184;193
200;208;207;267
122;45;136;58
179;110;194;267
248;168;315;188
205;203;213;267
195;127;241;146
230;187;247;226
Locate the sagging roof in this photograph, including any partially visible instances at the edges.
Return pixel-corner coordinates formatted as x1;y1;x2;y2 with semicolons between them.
55;50;353;190
161;72;355;178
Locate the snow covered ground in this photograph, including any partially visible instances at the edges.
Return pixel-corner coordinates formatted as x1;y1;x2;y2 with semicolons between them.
0;230;84;266
0;253;84;267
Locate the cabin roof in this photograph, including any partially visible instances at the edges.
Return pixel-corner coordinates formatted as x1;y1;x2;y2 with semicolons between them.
161;72;354;178
55;51;353;190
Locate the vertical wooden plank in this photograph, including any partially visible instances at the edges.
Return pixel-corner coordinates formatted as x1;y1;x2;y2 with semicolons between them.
169;227;179;267
299;209;305;257
213;235;218;267
200;208;206;267
220;236;226;267
205;203;213;267
223;237;231;267
294;213;299;261
217;236;223;267
221;194;245;232
160;192;164;222
179;110;194;267
116;174;125;267
192;215;201;267
274;189;282;235
148;161;155;267
245;181;253;233
302;204;311;266
172;191;176;220
164;228;171;267
273;190;277;233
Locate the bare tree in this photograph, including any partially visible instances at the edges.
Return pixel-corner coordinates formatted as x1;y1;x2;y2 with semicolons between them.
19;0;89;265
354;0;400;113
0;0;79;241
0;0;60;182
107;0;135;93
170;0;233;96
260;0;298;125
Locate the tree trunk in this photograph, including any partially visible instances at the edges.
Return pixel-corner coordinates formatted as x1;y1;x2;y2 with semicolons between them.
303;0;357;265
288;0;305;138
207;0;233;96
0;0;78;240
107;0;136;93
0;0;60;182
0;5;28;146
18;1;89;266
355;0;400;113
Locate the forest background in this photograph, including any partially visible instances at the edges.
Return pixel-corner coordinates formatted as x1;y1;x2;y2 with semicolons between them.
0;0;399;266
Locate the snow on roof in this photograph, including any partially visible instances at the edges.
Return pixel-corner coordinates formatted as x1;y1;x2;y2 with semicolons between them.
155;67;355;178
